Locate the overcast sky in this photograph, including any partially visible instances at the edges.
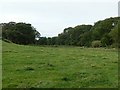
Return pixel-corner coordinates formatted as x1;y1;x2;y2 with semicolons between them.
0;0;119;37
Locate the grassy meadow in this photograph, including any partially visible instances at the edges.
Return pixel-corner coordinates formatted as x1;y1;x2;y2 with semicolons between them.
0;40;2;89
2;41;118;88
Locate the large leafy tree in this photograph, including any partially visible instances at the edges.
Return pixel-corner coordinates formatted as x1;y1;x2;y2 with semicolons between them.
91;17;119;40
2;22;40;44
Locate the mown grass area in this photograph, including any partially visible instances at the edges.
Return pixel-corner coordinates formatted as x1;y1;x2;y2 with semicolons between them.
2;41;118;88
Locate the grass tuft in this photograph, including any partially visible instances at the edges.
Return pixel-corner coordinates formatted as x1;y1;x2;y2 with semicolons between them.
24;66;34;71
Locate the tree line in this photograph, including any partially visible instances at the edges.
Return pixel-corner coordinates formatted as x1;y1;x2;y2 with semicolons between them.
36;17;120;48
1;17;120;48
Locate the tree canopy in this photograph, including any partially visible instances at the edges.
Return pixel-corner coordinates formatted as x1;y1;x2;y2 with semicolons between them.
2;22;40;45
1;17;120;48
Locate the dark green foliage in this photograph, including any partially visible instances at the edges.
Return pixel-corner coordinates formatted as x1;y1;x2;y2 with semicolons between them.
2;22;40;45
79;31;92;47
91;17;120;47
46;17;119;47
36;37;47;45
51;37;58;45
47;37;52;45
91;17;119;40
109;20;120;48
101;34;113;47
57;25;92;46
1;17;120;48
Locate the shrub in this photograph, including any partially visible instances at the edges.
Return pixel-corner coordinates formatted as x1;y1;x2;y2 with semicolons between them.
92;40;101;48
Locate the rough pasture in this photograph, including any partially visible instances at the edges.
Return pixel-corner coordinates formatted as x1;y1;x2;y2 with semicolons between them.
2;41;118;88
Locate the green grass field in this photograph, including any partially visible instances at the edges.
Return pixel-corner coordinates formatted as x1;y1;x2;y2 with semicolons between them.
0;40;2;89
2;41;118;88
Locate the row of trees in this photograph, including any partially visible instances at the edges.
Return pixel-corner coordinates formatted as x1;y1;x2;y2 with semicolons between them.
1;17;120;48
36;17;120;48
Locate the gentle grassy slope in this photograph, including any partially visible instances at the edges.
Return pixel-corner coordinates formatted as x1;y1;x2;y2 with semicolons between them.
2;41;118;88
